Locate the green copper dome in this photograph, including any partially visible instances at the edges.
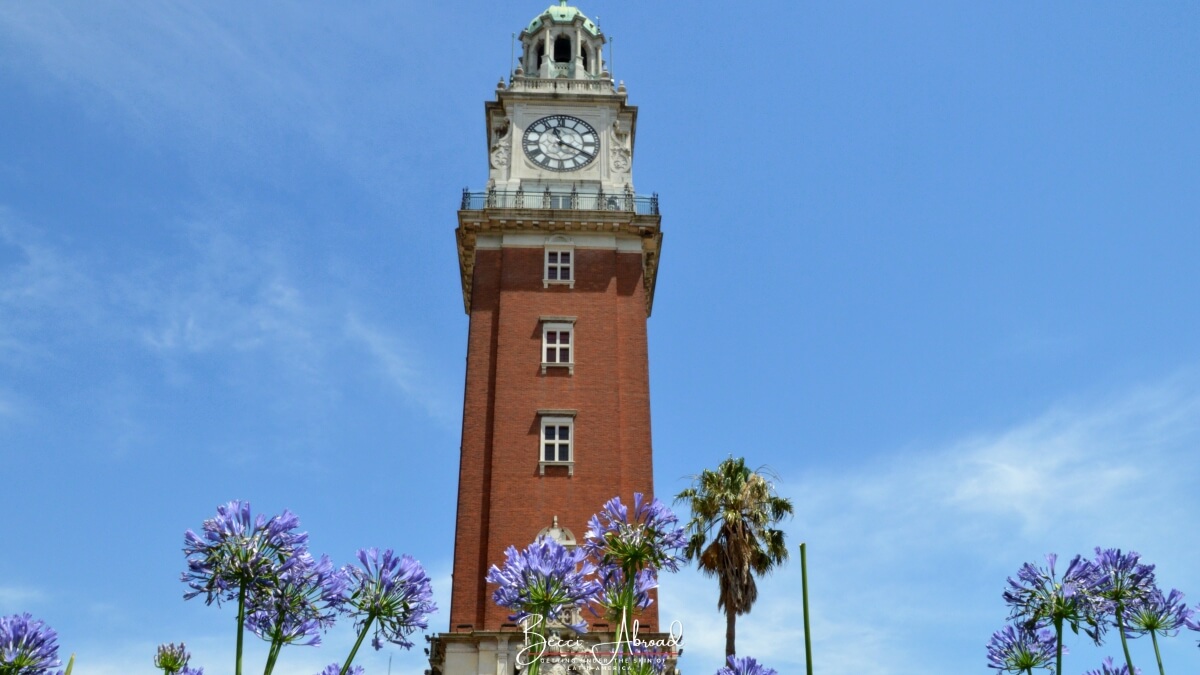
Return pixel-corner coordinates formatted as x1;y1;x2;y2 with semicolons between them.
525;1;601;37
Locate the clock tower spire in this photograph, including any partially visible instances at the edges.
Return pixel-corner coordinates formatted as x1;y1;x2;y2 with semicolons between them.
429;3;672;673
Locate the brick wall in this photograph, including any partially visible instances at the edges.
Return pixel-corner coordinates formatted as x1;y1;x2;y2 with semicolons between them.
449;242;660;633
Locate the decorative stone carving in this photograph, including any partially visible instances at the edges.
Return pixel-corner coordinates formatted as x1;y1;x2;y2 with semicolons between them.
610;120;631;173
491;145;510;169
490;115;512;169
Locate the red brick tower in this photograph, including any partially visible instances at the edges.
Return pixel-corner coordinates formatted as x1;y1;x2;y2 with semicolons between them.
428;3;665;674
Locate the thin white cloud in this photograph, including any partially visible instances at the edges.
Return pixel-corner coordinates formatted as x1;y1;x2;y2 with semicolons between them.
345;314;418;391
0;218;72;306
0;4;317;147
344;313;456;426
0;212;98;365
0;2;413;198
662;561;880;674
0;585;47;613
662;569;826;672
117;213;456;429
662;373;1200;675
0;388;17;419
1;204;456;451
127;221;319;370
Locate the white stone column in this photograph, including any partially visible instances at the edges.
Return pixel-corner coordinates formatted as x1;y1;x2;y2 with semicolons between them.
496;636;509;675
574;27;582;78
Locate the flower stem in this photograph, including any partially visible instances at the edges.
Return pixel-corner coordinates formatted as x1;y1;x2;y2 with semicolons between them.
1054;616;1063;675
1115;604;1136;675
263;640;283;675
236;584;247;675
263;622;285;675
1150;629;1166;675
341;611;376;675
528;620;544;675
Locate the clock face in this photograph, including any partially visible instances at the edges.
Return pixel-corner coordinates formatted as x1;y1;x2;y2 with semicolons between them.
522;115;599;172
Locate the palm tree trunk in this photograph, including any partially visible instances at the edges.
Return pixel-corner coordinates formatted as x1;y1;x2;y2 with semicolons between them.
725;606;736;658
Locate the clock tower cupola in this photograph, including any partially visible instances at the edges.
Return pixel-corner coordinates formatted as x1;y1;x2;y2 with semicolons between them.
430;2;672;673
483;1;641;201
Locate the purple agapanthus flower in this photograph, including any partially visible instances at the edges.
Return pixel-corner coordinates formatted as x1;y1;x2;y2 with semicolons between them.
715;654;778;675
1127;588;1192;637
315;664;363;675
1093;548;1156;615
1083;656;1141;675
246;552;347;648
594;566;657;614
584;494;687;577
487;537;600;632
154;642;190;674
181;500;309;606
0;613;62;675
986;624;1058;672
1003;553;1106;642
1186;603;1200;642
152;640;204;675
1093;548;1156;675
341;548;436;651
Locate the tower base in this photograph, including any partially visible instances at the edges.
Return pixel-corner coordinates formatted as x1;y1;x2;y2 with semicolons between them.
427;629;681;675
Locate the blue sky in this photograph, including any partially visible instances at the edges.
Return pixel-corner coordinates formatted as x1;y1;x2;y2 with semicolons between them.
2;2;1199;674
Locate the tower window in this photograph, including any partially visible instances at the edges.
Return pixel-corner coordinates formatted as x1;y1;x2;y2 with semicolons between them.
543;422;569;460
553;35;572;63
540;317;575;374
538;411;575;475
544;244;574;288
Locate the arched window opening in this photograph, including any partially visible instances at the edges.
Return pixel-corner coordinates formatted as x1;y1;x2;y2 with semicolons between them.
581;45;590;72
554;35;572;63
535;40;546;71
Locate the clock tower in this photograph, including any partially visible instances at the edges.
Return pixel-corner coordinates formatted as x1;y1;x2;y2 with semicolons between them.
428;3;672;673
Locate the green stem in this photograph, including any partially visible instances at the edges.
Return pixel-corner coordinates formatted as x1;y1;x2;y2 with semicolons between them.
1054;616;1063;675
263;640;283;675
1115;604;1136;675
617;590;635;675
236;584;247;675
529;619;544;675
1151;629;1166;675
263;616;285;675
340;611;376;675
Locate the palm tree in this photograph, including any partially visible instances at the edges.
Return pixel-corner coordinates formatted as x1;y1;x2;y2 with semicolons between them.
674;456;794;658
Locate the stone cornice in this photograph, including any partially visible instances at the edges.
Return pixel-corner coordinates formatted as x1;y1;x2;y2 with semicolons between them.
455;207;663;317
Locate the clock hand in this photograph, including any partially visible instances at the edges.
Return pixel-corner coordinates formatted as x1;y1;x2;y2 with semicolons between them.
557;138;593;158
555;135;577;148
